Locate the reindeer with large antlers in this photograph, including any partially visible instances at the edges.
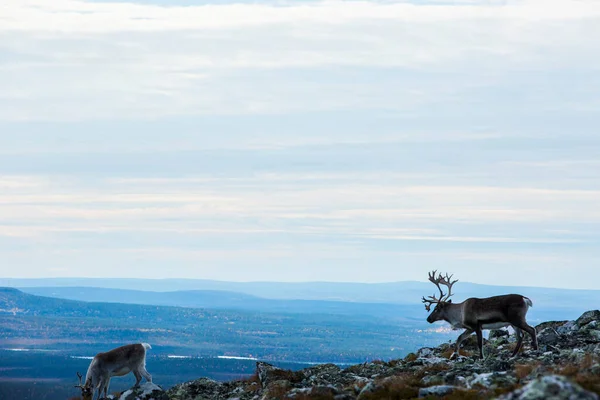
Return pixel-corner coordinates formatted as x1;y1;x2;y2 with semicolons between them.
422;271;538;359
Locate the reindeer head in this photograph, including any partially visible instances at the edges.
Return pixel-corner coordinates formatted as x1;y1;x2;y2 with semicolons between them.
74;372;93;400
422;270;458;323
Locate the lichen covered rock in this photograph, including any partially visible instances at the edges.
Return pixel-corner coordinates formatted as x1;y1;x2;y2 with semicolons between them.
118;383;168;400
497;375;598;400
165;310;600;399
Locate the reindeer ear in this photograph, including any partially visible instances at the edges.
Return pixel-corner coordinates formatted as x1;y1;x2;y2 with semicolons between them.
448;299;452;303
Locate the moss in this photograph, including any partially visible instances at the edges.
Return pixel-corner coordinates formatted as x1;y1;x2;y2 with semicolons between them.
265;369;304;384
572;373;600;396
359;373;423;400
514;363;537;381
388;359;403;367
263;380;292;399
440;347;473;359
422;363;451;374
492;384;521;397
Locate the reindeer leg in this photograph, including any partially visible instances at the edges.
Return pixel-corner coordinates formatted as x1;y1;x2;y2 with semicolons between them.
514;321;538;351
133;370;142;387
95;377;105;400
103;378;110;399
475;324;484;359
140;365;152;383
454;329;473;358
511;327;524;357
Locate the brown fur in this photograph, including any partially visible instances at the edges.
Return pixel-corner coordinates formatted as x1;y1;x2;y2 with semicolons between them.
427;294;538;358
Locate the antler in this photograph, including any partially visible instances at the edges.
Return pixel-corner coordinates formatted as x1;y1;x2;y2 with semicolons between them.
438;272;458;300
422;270;459;311
421;294;439;312
74;371;84;389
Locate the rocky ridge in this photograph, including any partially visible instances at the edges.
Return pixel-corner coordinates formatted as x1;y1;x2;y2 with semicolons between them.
112;310;600;400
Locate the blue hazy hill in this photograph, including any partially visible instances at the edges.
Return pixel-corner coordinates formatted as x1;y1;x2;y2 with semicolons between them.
0;287;436;362
4;277;600;320
18;286;425;321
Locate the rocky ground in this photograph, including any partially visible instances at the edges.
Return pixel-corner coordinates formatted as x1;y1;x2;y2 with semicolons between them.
110;310;600;400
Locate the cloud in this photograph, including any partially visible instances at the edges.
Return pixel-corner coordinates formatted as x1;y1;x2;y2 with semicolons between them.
1;0;600;120
0;1;599;287
1;173;599;242
4;0;600;33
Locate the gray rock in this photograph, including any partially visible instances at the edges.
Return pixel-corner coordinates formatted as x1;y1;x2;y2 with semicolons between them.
588;330;600;342
490;329;511;340
498;375;599;400
357;381;376;397
343;361;391;379
418;385;456;397
483;358;513;372
557;321;578;335
417;347;435;358
257;362;281;387
584;321;599;330
262;380;291;400
301;363;343;386
535;321;569;333
256;362;299;388
538;327;561;346
421;374;445;386
467;371;516;389
576;311;600;328
118;383;168;400
295;385;338;398
166;377;224;400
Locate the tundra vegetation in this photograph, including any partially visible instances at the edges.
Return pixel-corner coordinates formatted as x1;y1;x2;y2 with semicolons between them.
160;310;600;400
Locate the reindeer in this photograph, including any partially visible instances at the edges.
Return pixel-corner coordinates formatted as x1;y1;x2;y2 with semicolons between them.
75;343;152;400
422;271;538;359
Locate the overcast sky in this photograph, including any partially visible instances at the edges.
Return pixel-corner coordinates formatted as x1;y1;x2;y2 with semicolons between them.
0;0;599;288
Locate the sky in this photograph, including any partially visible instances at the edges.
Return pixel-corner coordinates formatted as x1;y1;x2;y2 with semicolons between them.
0;0;599;288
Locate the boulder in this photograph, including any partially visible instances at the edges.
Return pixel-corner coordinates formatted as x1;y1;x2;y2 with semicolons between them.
256;362;300;388
262;379;291;400
301;363;343;386
467;371;516;389
118;383;168;400
418;385;456;397
538;327;562;346
498;375;599;400
166;377;224;400
557;320;578;335
535;321;569;333
576;311;600;328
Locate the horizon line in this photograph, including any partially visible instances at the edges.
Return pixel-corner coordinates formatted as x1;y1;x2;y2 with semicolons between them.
1;277;599;292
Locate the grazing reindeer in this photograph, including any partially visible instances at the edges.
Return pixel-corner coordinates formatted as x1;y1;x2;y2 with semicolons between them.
422;271;538;359
75;343;152;400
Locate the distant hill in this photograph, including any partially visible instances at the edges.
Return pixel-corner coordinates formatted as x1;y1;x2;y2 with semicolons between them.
4;277;599;309
0;287;438;363
4;277;600;322
17;286;424;321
